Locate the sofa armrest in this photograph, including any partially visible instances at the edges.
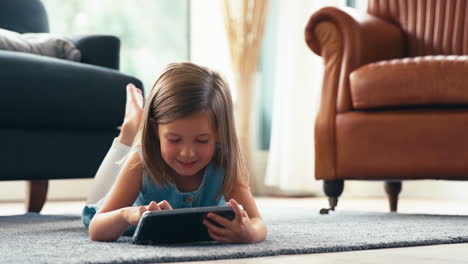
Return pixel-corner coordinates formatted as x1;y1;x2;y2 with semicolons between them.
69;35;120;70
0;50;143;130
305;6;404;113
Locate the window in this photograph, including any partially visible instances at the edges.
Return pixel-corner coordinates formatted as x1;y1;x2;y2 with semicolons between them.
42;0;190;92
257;0;279;150
347;0;367;9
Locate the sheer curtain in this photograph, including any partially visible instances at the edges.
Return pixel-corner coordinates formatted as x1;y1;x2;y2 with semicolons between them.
222;0;269;190
264;0;345;195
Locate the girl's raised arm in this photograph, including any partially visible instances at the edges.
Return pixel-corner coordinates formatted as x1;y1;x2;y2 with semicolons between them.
88;151;143;241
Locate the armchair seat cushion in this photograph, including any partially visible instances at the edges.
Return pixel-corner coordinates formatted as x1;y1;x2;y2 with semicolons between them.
350;56;468;110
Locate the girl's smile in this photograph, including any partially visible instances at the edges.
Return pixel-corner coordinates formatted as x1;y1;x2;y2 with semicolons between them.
176;159;198;168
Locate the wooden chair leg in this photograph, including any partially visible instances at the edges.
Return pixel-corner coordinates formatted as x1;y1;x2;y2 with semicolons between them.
384;181;402;212
26;180;48;213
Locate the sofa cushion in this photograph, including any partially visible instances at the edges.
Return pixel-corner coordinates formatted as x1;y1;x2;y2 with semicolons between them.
350;56;468;109
0;28;81;61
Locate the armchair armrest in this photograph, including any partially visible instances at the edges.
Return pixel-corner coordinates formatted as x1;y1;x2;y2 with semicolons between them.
305;6;403;112
304;7;403;181
69;35;120;70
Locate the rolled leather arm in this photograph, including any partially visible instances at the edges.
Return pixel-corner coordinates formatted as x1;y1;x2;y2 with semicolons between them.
69;35;120;70
305;6;404;112
305;7;404;181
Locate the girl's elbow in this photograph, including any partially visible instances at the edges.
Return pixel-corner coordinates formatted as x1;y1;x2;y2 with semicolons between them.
88;220;99;241
255;227;267;243
88;220;118;242
88;232;101;241
88;226;103;241
249;218;267;243
89;230;118;242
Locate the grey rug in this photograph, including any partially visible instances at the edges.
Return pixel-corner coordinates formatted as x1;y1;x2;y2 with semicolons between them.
1;207;468;264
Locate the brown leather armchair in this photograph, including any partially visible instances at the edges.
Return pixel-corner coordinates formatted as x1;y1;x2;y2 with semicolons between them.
305;0;468;213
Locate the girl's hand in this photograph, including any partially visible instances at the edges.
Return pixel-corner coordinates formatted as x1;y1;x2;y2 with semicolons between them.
203;199;256;244
124;200;172;226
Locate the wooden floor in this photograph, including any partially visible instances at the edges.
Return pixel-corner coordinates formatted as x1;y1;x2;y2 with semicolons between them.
1;197;467;264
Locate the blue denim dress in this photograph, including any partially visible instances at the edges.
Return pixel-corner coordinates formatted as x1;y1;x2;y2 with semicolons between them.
82;159;226;236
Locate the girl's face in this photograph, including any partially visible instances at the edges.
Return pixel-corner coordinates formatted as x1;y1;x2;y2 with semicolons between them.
157;111;218;178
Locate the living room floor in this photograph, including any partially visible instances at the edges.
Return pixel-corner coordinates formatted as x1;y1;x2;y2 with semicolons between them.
1;197;467;264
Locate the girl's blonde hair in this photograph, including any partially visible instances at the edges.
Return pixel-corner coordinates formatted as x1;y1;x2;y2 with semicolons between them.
139;62;247;195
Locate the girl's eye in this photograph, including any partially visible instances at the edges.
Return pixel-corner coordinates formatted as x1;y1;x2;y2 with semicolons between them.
168;138;181;143
197;139;209;144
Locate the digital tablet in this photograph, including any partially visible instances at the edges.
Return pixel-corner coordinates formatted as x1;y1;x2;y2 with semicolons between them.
132;206;235;245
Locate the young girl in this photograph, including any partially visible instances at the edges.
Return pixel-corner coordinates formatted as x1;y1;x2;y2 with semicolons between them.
82;62;267;244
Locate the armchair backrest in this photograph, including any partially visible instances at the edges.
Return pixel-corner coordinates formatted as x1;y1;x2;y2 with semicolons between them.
368;0;468;56
0;0;49;33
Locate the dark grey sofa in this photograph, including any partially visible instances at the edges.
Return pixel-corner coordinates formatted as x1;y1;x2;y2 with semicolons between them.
0;0;144;212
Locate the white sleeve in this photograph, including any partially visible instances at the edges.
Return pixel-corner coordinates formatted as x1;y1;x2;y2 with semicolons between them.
85;138;132;204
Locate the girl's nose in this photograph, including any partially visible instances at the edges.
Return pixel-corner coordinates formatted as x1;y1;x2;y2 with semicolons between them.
180;144;195;158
